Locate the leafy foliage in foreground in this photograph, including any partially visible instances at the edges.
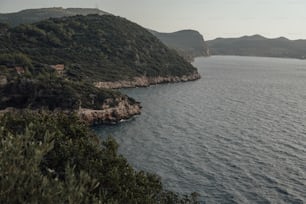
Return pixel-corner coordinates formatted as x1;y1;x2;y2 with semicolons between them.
0;15;197;82
0;112;198;203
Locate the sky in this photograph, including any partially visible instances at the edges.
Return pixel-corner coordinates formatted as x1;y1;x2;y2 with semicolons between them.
0;0;306;40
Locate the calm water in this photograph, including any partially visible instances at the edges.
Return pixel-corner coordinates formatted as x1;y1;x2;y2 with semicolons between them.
95;56;306;203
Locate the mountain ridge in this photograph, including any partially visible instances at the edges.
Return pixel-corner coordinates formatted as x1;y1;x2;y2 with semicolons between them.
150;29;210;61
0;8;209;62
207;35;306;59
0;7;109;26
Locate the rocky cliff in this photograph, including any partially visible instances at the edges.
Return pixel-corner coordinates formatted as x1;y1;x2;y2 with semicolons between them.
0;78;141;125
150;29;210;61
78;96;141;125
0;96;141;125
94;71;200;89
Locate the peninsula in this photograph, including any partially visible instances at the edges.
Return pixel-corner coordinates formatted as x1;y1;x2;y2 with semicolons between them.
0;14;200;124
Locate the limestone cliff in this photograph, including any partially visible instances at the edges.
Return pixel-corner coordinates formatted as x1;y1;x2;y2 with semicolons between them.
78;96;141;125
0;96;141;125
94;71;201;89
150;29;210;61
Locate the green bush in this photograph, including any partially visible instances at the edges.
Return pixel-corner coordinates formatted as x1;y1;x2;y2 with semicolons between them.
0;53;32;67
0;111;199;203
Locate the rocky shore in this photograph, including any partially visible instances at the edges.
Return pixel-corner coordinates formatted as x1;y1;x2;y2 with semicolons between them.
79;72;201;124
0;97;141;126
0;73;200;125
94;71;201;89
78;96;141;125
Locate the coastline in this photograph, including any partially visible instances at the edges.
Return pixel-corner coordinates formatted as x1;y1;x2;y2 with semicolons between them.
0;96;142;126
77;96;142;125
94;71;201;89
85;72;201;124
0;72;200;125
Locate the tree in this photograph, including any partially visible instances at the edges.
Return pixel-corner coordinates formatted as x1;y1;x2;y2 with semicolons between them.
0;111;199;203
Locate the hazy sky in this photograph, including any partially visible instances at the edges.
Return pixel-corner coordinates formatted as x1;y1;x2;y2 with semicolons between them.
1;0;306;40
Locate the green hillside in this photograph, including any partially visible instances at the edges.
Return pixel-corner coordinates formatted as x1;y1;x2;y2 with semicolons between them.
0;13;200;203
0;8;209;63
0;7;108;26
0;15;197;82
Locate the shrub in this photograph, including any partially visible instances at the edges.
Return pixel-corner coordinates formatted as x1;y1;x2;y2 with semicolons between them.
0;111;198;203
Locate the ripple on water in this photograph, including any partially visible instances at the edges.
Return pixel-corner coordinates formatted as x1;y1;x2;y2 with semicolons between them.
95;56;306;203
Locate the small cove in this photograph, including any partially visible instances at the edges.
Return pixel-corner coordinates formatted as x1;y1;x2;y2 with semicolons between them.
95;56;306;203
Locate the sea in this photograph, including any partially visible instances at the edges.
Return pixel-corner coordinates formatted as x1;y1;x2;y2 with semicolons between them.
95;56;306;203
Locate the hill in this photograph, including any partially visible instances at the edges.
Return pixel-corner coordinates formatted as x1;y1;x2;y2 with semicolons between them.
0;8;208;62
0;15;199;87
0;14;199;122
0;7;109;26
150;29;210;61
207;35;306;59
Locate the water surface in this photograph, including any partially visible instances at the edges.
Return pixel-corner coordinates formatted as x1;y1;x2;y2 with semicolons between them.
95;56;306;203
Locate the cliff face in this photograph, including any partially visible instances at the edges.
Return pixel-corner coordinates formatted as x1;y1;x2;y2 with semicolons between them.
0;96;141;125
150;29;210;61
78;96;141;125
0;78;141;125
94;71;201;89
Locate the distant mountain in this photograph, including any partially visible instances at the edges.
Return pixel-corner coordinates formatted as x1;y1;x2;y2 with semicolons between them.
0;8;209;62
0;7;109;26
150;29;210;61
207;35;306;59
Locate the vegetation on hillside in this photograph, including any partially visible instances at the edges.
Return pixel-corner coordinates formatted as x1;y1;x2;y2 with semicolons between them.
0;15;194;111
0;111;198;203
0;8;210;63
0;15;197;83
0;14;200;203
0;7;109;26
